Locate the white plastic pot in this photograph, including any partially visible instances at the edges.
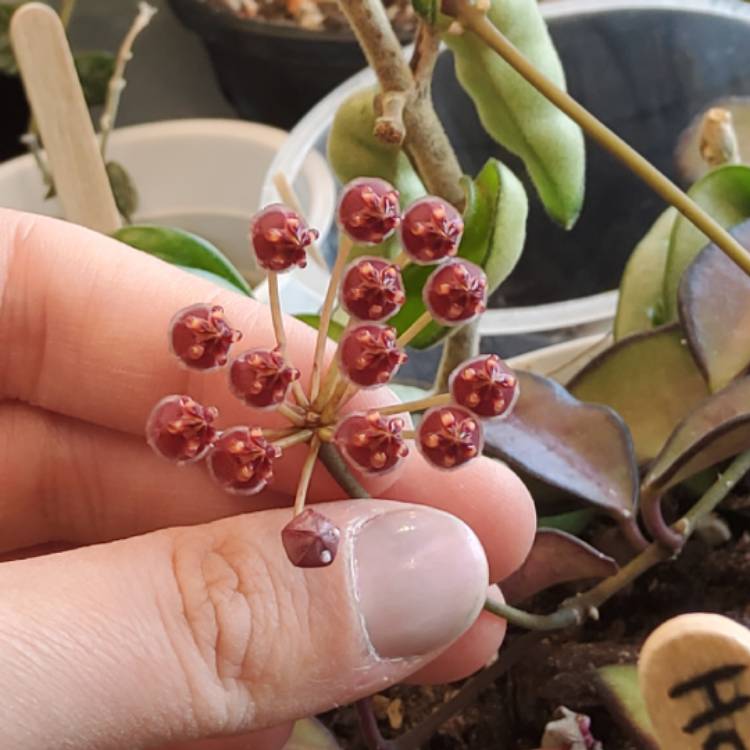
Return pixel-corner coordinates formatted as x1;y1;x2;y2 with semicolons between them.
0;118;335;296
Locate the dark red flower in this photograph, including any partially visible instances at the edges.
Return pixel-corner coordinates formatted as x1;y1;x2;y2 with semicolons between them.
207;426;280;495
170;303;242;370
417;405;483;469
146;395;218;464
340;257;405;321
282;508;341;568
400;196;464;264
251;203;318;272
450;354;519;419
339;323;407;388
424;260;487;325
335;411;409;474
230;347;300;409
337;178;401;244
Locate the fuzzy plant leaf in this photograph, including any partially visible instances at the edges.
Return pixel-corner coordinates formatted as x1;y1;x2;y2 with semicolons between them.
389;157;527;349
663;164;750;319
441;0;585;227
642;376;750;495
106;161;138;223
73;50;116;107
294;314;345;342
614;207;677;340
678;219;750;392
113;225;253;297
500;528;617;604
568;325;709;463
483;371;638;522
594;665;658;750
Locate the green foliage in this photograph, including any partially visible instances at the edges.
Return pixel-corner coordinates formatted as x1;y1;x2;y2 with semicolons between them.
441;0;585;227
113;225;253;297
73;50;116;107
388;158;527;349
662;164;750;318
0;2;24;75
294;314;345;342
105;160;138;223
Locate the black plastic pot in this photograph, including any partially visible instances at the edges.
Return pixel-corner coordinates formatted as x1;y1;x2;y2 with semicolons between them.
168;0;410;128
0;73;29;163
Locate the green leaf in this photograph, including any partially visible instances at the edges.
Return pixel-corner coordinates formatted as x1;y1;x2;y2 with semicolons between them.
614;207;677;340
106;161;138;223
113;225;253;297
678;219;750;391
442;0;585;227
538;508;596;535
284;718;341;750
294;314;345;342
663;164;750;319
483;371;639;521
0;3;24;75
389;158;527;349
594;665;658;750
388;382;431;403
499;528;617;604
568;325;709;463
73;50;116;107
643;376;750;494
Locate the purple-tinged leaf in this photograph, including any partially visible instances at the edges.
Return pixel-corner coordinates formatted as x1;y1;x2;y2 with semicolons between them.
679;219;750;392
500;529;618;604
484;372;638;521
594;665;658;750
568;325;709;463
643;376;750;494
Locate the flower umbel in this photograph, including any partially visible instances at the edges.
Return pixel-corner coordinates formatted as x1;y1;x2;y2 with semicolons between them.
145;178;519;568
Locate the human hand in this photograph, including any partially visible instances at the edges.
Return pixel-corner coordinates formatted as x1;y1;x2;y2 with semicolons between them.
0;209;535;750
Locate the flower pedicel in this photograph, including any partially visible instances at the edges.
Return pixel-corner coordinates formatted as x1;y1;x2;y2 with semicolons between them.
145;178;520;569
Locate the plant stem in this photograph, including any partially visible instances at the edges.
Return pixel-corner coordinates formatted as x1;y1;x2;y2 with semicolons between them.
99;2;157;158
273;429;314;450
294;436;321;515
356;699;396;750
396;310;432;348
377;392;451;416
58;0;78;28
335;0;464;208
311;235;352;402
487;448;750;630
272;172;327;269
278;402;306;426
434;319;479;392
319;442;370;498
453;1;750;277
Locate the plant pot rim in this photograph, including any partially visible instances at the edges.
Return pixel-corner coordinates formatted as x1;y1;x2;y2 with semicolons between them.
169;0;413;45
260;0;750;333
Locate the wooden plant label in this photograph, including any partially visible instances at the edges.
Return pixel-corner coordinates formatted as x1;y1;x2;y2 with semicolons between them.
639;613;750;749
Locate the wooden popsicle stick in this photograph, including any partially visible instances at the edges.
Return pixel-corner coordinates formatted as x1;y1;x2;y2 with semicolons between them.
639;613;750;750
10;2;121;234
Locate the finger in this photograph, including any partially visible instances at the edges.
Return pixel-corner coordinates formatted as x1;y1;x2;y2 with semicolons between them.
160;725;292;750
0;500;488;749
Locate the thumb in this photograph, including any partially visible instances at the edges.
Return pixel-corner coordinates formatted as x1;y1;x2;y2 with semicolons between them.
0;500;488;749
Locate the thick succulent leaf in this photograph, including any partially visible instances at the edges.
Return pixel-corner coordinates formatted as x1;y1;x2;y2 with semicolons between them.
0;3;24;75
663;164;750;319
106;161;138;223
500;528;617;603
294;314;345;342
678;219;750;391
74;50;116;107
442;0;585;227
595;665;658;750
614;207;677;340
284;718;342;749
643;376;750;494
568;325;709;463
538;509;596;536
389;158;527;349
113;225;253;297
484;371;638;521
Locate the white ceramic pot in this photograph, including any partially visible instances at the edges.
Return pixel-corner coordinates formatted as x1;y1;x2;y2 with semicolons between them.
0;118;335;295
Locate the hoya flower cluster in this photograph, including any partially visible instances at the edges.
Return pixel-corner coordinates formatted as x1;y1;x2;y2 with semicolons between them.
145;178;519;569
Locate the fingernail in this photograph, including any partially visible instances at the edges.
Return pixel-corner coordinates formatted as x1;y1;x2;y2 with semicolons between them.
354;507;488;659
